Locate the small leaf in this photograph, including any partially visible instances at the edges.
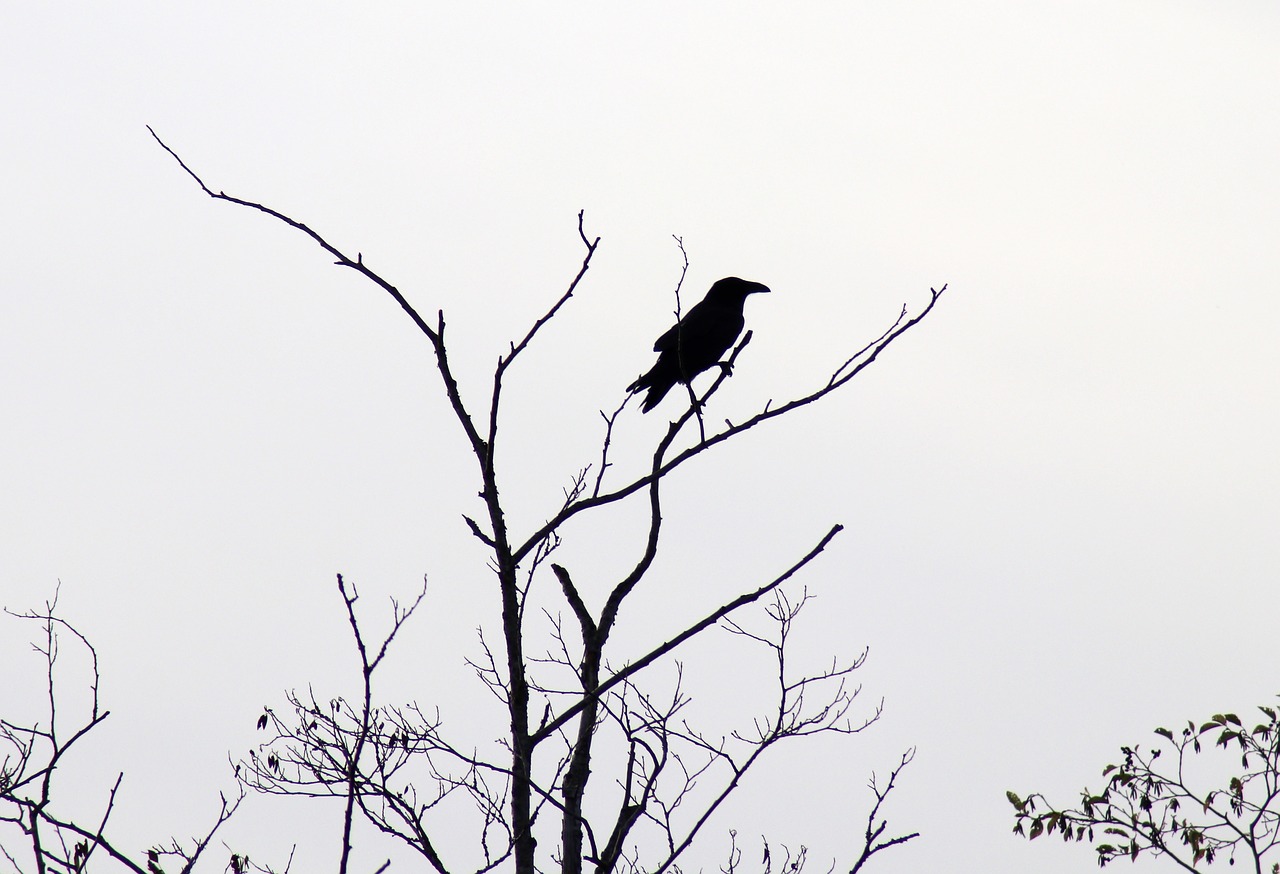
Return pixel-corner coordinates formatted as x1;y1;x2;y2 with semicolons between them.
1007;790;1025;811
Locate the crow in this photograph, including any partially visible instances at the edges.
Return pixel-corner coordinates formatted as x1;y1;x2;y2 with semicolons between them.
627;277;770;413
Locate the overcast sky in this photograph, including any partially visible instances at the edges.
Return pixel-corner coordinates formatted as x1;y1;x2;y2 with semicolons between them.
4;2;1280;872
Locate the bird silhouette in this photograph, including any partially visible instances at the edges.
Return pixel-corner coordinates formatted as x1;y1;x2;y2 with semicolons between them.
627;277;770;412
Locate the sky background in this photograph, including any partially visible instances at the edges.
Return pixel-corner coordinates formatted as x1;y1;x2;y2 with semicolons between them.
3;2;1280;872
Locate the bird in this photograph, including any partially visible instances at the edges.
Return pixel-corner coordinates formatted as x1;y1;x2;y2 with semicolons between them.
627;277;770;413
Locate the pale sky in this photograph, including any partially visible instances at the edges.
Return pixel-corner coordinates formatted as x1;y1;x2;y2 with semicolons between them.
4;3;1280;872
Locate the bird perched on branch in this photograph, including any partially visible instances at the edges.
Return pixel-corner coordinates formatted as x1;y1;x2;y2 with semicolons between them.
627;277;770;413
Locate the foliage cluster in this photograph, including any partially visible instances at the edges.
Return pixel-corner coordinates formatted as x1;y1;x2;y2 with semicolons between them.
1010;704;1280;873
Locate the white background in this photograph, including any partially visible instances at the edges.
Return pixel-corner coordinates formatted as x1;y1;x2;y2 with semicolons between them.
3;2;1279;872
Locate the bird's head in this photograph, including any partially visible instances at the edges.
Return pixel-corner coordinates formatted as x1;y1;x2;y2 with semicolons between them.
707;277;771;302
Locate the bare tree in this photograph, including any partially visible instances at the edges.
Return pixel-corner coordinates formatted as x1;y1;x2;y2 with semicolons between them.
8;127;942;873
146;125;940;874
1009;704;1280;872
0;591;278;874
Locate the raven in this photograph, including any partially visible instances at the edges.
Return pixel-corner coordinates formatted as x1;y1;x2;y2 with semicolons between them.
627;277;770;413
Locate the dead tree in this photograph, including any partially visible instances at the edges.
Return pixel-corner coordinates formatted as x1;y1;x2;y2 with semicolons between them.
147;126;943;874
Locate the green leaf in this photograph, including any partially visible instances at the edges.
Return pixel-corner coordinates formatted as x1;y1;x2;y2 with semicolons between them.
1007;790;1024;811
1154;727;1174;740
1029;819;1044;840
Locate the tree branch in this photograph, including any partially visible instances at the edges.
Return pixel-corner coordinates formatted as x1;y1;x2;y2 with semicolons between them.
514;285;946;565
533;524;843;745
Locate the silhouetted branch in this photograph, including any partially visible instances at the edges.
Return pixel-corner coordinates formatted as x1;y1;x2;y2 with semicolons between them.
649;591;883;874
334;573;429;874
148;126;509;482
514;285;946;565
848;749;919;874
592;397;630;498
1011;704;1280;870
147;126;441;346
1;599;254;874
533;524;843;745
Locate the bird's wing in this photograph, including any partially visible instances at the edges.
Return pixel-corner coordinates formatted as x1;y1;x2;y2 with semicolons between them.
652;300;720;352
653;324;677;352
652;318;682;352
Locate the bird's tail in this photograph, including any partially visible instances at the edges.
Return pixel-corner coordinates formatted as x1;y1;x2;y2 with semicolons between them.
627;371;675;413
